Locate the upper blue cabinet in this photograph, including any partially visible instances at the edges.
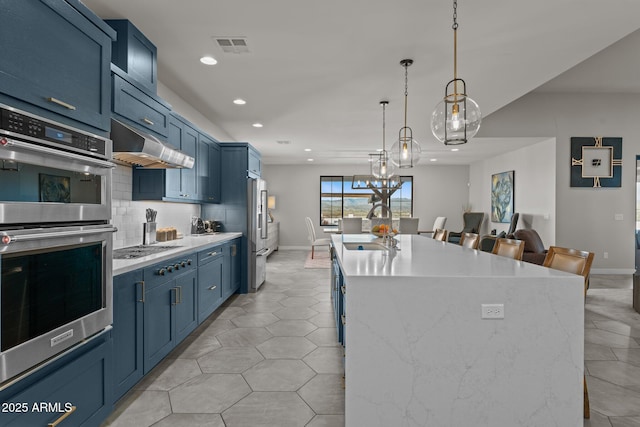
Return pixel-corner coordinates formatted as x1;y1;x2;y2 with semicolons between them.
0;0;115;133
106;19;158;94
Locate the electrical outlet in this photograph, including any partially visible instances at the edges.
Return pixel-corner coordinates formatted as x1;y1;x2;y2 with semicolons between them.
481;304;504;319
615;214;623;221
604;252;609;259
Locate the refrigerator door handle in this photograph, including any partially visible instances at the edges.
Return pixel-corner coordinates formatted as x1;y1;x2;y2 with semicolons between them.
260;189;268;240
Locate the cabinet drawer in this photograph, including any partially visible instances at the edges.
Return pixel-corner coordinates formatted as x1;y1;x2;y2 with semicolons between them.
112;73;169;137
198;256;223;323
143;254;196;290
2;336;111;427
198;245;224;265
0;0;112;132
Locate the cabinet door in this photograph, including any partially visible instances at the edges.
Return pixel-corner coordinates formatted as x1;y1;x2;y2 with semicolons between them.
197;136;210;203
225;240;241;298
181;127;198;200
1;335;112;427
175;270;198;343
198;257;223;323
143;279;176;373
208;142;221;203
112;73;170;137
198;134;221;204
165;118;183;199
0;0;112;131
112;270;144;401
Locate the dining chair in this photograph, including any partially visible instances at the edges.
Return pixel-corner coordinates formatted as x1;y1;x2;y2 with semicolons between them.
491;238;524;260
448;212;484;244
341;217;363;234
433;228;448;242
305;217;331;258
542;246;594;419
399;218;419;234
420;216;447;236
459;232;480;249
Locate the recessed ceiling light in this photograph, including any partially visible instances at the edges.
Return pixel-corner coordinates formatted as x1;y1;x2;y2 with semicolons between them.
451;148;459;152
304;148;311;152
430;158;438;162
233;98;246;105
307;158;314;162
252;123;263;128
200;56;217;65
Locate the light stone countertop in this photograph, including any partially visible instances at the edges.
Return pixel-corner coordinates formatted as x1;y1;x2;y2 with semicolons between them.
113;232;242;276
332;234;585;427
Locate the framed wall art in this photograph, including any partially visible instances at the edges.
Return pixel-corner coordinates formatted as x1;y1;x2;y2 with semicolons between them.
491;170;514;223
570;137;622;188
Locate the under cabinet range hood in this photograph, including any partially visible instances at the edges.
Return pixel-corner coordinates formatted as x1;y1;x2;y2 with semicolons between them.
110;119;195;169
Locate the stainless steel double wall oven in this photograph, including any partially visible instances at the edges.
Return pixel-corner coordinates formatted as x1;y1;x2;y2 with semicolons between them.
0;104;116;384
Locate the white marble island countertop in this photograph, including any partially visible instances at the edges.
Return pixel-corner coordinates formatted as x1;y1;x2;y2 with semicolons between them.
113;232;242;276
332;234;585;427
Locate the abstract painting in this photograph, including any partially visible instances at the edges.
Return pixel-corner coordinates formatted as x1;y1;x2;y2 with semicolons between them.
39;173;70;203
491;171;514;223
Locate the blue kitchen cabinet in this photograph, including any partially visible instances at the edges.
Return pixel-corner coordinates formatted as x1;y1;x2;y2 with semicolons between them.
0;0;115;133
175;269;198;343
224;239;241;299
112;71;170;138
331;255;345;345
197;246;224;323
0;331;112;427
198;133;221;203
142;254;197;373
105;20;158;94
112;270;144;402
131;113;199;202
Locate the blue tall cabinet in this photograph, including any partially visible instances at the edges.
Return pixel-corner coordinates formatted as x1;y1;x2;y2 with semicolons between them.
203;143;261;294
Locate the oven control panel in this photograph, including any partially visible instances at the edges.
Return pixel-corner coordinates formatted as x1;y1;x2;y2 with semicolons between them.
0;106;107;158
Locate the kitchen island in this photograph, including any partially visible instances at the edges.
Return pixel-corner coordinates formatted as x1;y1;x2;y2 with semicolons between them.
331;234;584;427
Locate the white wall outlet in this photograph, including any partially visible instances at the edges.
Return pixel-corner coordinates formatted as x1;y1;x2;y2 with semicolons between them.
481;304;504;319
604;252;609;259
615;214;623;221
544;213;550;220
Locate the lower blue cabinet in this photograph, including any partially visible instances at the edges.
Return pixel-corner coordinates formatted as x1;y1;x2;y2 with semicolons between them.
198;248;224;323
0;331;112;427
112;270;144;402
175;270;198;343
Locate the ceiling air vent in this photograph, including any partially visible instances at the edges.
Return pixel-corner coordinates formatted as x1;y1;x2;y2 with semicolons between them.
214;37;250;54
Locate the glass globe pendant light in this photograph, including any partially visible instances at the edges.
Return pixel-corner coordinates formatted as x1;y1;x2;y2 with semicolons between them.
391;59;421;168
431;0;481;145
371;100;396;179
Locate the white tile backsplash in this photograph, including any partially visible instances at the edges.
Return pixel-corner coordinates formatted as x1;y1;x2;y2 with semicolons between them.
111;164;201;249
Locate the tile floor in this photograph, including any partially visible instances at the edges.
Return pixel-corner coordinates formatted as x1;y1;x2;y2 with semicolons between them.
103;252;640;427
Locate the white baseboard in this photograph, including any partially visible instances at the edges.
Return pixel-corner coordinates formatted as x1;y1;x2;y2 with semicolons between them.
591;268;636;275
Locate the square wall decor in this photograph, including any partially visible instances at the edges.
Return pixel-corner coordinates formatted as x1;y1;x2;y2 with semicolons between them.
491;170;514;223
571;137;622;187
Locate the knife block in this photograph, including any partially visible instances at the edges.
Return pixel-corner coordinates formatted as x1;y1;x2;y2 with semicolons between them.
143;222;157;245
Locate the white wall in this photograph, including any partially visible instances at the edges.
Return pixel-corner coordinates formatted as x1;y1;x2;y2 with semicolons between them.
262;163;470;248
158;82;234;142
480;92;640;272
468;138;557;247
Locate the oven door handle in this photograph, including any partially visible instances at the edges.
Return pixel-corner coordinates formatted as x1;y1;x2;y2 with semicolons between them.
3;226;118;243
2;138;115;169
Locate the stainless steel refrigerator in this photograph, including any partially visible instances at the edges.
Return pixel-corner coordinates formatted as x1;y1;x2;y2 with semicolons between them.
248;178;268;291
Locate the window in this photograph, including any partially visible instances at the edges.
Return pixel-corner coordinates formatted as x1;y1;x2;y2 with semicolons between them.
319;176;413;226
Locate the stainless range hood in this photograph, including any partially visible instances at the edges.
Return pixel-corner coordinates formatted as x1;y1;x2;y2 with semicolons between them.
111;119;195;169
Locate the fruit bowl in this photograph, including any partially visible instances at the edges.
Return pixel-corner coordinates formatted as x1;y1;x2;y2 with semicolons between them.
371;230;397;238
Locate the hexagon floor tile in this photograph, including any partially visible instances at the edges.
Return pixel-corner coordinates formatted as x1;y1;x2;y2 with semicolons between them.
243;359;315;391
298;374;345;414
256;336;318;359
266;319;318;337
222;392;314;427
216;327;273;347
198;347;264;373
169;374;251;413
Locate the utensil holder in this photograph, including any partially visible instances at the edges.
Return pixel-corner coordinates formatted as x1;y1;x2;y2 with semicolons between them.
143;222;157;245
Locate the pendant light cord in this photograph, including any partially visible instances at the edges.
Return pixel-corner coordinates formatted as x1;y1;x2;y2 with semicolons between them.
403;64;408;139
382;101;386;152
453;0;458;97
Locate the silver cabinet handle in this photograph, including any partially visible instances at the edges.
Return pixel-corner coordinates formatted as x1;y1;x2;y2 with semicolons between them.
341;285;346;295
177;286;183;304
208;251;219;257
142;117;154;125
138;281;145;303
341;314;346;326
172;287;179;305
209;285;217;291
46;97;76;111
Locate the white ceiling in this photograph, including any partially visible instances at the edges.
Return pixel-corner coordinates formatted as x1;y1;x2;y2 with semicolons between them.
82;0;640;165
